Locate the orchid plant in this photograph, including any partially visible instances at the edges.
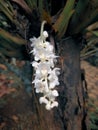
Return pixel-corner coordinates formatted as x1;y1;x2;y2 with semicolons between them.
30;21;60;110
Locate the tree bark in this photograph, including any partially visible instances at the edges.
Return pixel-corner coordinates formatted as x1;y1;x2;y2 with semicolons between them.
57;37;86;130
0;37;89;130
31;37;89;130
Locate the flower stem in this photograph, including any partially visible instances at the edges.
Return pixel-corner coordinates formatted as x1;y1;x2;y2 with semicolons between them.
40;20;47;39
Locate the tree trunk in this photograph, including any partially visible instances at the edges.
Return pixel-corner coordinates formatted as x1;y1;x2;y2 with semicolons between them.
0;37;89;130
32;37;89;130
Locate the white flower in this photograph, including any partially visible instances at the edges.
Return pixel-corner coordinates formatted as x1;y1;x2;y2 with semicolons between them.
30;37;43;48
32;79;44;93
30;21;60;110
52;90;59;97
45;100;58;110
49;81;59;89
45;102;51;110
36;62;50;77
39;97;49;104
44;89;59;102
31;61;39;68
50;101;58;108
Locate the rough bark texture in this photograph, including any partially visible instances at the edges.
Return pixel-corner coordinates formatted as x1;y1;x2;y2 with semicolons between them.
57;37;86;130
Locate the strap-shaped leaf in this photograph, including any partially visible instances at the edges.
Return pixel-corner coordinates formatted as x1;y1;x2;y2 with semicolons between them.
53;0;75;39
12;0;32;14
0;47;24;58
69;0;89;28
86;22;98;31
0;0;21;28
0;29;26;45
56;10;74;39
25;0;37;9
0;0;13;21
0;39;19;50
91;30;98;37
38;0;43;19
69;0;98;34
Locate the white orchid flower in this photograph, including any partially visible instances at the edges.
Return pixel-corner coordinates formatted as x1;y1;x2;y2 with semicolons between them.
30;21;60;110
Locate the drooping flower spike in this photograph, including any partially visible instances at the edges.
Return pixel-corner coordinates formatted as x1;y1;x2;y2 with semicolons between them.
30;21;60;110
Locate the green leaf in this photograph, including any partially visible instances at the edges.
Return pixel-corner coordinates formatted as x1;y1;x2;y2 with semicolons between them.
81;48;98;59
81;38;98;53
12;0;32;14
0;29;27;45
0;0;13;21
90;123;98;130
69;0;89;28
25;0;37;9
38;0;43;20
86;22;98;32
91;30;98;37
0;39;18;50
69;0;98;34
53;0;75;39
0;0;21;27
0;47;24;58
57;10;75;39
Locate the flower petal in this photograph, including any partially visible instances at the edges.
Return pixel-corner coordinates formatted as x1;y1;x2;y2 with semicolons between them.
39;97;49;104
51;101;58;108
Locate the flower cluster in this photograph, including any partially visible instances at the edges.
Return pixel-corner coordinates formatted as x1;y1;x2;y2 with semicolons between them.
30;21;60;110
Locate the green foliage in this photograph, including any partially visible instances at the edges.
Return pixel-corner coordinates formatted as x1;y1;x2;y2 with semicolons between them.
89;104;98;130
0;0;21;27
81;21;98;60
81;37;98;59
0;0;98;58
69;0;98;34
0;29;26;45
53;0;75;39
91;30;98;37
69;0;89;34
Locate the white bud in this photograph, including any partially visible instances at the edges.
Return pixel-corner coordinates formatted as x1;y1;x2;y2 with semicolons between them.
43;31;48;38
